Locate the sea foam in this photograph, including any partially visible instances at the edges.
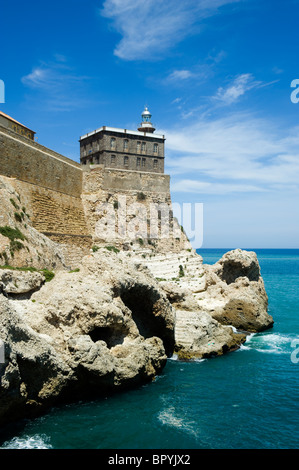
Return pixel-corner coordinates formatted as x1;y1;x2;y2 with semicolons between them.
0;434;52;449
240;332;293;354
158;407;199;438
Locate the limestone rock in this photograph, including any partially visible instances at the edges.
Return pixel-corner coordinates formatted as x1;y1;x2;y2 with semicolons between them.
0;270;45;295
213;249;261;284
0;249;173;426
209;276;272;332
201;249;274;332
142;248;273;359
160;280;246;360
174;309;246;360
0;236;273;426
0;294;73;425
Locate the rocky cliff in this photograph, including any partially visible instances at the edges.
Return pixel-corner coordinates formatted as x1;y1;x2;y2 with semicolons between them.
0;174;274;427
132;248;273;360
0;250;174;425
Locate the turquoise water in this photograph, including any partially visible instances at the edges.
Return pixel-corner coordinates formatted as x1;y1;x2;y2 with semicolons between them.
0;249;298;449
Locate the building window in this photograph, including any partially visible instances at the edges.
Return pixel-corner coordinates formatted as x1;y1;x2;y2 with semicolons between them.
124;156;129;167
137;157;141;167
142;158;146;168
137;141;141;153
153;143;158;155
124;139;128;151
111;155;116;165
110;137;116;150
141;142;146;154
153;159;158;169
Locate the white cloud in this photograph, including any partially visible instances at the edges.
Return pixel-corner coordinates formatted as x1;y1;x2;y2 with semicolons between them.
165;65;211;86
171;179;268;194
171;97;182;104
213;73;279;105
213;74;261;104
168;70;194;81
22;57;90;111
22;68;49;88
162;113;299;193
101;0;241;60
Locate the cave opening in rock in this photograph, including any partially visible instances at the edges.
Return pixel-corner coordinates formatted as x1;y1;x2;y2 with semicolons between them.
88;326;126;349
119;284;173;356
220;261;260;284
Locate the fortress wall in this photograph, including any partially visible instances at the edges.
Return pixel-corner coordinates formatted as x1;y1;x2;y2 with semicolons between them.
0;124;91;265
101;168;170;193
0;124;82;197
9;179;92;268
10;179;90;236
0;126;190;263
82;167;191;253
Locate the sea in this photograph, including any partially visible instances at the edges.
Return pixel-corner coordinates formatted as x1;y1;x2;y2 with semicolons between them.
0;248;298;450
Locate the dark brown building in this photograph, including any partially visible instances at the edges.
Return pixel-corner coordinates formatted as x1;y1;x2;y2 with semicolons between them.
79;107;165;173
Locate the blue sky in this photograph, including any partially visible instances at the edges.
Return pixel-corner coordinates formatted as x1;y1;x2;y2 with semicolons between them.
1;0;299;248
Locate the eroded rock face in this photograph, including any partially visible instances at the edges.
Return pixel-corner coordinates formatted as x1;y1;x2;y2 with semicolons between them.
144;249;273;359
0;270;45;295
213;249;260;284
160;280;246;360
0;294;73;425
202;249;273;332
174;309;246;360
0;250;174;426
0;247;273;426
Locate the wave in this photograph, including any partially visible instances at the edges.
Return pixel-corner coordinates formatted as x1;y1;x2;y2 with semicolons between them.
240;332;294;354
168;354;206;363
169;354;179;361
0;434;52;449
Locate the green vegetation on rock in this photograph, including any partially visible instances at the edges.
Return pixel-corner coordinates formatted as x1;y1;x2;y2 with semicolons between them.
179;265;185;277
0;264;55;282
0;225;27;258
105;245;120;254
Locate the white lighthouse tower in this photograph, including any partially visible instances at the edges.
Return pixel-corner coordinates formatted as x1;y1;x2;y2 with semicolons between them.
138;106;156;133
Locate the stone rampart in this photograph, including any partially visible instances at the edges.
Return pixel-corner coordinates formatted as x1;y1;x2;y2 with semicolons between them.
0;124;82;197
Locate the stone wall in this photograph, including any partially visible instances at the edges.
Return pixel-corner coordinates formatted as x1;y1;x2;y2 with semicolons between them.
102;168;170;192
9;178;91;253
0;124;91;267
0;124;82;197
0;114;35;140
82;167;191;254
